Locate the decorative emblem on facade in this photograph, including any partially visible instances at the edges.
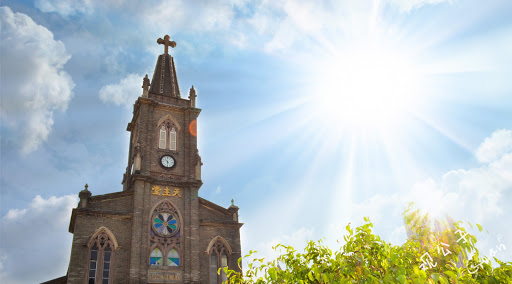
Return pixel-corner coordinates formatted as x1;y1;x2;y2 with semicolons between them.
152;212;179;237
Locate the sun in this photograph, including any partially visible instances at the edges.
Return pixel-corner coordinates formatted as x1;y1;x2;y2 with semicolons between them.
310;39;425;129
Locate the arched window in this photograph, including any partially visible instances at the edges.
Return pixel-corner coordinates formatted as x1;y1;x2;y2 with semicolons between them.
169;127;177;151
167;248;180;266
208;239;231;284
87;228;117;284
149;201;182;267
150;247;163;266
157;115;181;151
159;126;167;149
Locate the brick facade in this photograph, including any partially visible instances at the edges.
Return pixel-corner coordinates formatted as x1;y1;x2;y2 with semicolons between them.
55;37;243;284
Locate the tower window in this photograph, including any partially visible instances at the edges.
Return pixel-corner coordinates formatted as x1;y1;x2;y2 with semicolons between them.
157;123;178;151
159;126;166;149
169;128;177;151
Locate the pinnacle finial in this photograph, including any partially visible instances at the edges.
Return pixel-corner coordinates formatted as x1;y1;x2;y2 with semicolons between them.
231;199;234;206
157;35;177;55
85;183;89;191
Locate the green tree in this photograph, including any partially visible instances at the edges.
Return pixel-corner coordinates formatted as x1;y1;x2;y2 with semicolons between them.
223;205;512;283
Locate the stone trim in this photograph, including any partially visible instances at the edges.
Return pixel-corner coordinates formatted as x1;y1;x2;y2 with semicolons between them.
129;174;202;188
69;209;132;233
198;198;232;216
199;220;244;229
205;236;233;255
89;190;133;202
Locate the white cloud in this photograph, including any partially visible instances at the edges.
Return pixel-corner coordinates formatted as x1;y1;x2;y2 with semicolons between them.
4;208;27;220
386;0;450;12
0;7;74;154
318;129;512;261
476;129;512;163
403;129;512;260
35;0;94;16
252;227;314;264
0;194;78;284
99;73;143;108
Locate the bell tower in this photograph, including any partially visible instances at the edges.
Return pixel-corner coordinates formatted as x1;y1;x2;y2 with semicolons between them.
123;35;202;190
122;35;204;282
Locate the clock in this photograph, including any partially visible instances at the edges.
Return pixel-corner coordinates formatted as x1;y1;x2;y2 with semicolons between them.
160;155;175;168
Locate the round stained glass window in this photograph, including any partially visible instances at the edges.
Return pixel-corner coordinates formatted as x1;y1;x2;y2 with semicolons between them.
152;212;179;237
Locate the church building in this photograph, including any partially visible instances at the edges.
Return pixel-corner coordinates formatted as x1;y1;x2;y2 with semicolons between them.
47;35;243;284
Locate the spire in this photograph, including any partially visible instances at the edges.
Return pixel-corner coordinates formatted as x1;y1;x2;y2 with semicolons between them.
189;85;196;107
142;74;150;98
149;35;180;98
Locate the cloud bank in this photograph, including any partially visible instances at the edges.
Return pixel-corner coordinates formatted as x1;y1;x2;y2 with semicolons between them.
0;194;78;283
0;7;74;154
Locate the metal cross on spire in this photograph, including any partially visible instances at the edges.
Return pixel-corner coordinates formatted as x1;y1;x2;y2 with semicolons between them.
157;35;177;55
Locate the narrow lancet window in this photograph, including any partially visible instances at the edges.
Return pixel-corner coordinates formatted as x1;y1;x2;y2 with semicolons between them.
89;244;98;283
210;254;218;284
209;238;231;284
87;229;116;284
159;126;166;149
220;252;228;282
169;128;177;150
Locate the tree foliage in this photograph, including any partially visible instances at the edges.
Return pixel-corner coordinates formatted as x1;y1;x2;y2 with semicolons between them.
223;205;512;283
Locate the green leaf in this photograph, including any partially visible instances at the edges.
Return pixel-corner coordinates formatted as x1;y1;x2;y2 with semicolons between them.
397;274;406;284
308;271;314;281
444;270;457;279
476;223;483;232
431;273;439;282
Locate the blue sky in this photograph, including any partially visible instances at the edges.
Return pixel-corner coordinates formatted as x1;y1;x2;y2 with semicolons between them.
1;0;512;282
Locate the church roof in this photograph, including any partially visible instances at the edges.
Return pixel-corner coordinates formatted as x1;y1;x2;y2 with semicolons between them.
148;35;181;98
149;53;181;98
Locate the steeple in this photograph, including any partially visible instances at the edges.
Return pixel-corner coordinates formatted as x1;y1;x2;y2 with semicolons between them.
149;35;181;98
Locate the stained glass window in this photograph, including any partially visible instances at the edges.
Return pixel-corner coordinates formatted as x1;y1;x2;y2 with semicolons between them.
152;212;178;237
149;202;181;269
167;248;179;266
150;248;163;266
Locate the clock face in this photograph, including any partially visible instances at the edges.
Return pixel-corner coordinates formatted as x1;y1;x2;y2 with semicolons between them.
160;155;175;168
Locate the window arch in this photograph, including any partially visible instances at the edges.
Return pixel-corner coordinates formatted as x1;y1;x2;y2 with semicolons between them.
156;115;181;151
207;237;231;284
149;200;182;267
157;123;178;150
87;227;118;284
